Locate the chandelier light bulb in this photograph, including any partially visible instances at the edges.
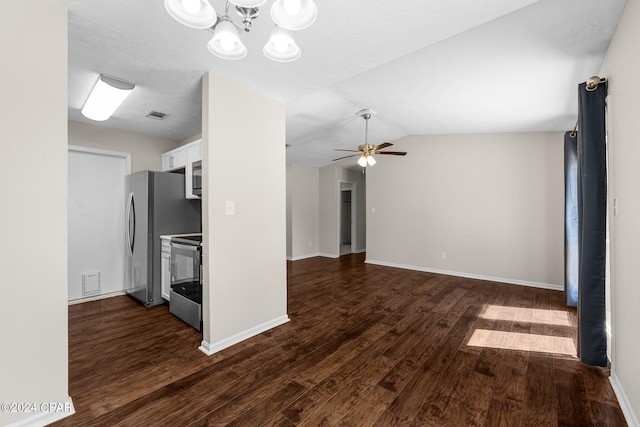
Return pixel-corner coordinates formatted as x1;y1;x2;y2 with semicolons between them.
367;155;376;166
283;0;301;15
264;26;301;62
220;35;235;52
208;20;247;59
357;155;367;167
181;0;201;14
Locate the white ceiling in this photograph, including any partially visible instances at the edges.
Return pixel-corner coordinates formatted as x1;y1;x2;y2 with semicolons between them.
68;0;626;167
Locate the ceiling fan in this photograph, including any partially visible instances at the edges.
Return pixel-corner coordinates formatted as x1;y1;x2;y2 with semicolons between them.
333;109;407;167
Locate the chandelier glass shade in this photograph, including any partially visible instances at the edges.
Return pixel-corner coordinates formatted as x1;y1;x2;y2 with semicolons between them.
164;0;217;29
263;26;301;62
231;0;268;6
270;0;317;30
207;19;248;59
165;0;316;61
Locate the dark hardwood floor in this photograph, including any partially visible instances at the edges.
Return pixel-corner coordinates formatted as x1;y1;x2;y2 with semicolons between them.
53;254;626;426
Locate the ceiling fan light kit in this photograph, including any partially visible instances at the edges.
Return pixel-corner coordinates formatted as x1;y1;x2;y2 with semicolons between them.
333;108;408;167
165;0;317;62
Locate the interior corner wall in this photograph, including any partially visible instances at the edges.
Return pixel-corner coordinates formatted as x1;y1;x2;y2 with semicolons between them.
319;165;338;256
286;164;293;258
318;164;367;257
366;132;564;287
68;120;181;172
599;0;640;422
288;163;320;260
0;1;72;425
201;72;287;352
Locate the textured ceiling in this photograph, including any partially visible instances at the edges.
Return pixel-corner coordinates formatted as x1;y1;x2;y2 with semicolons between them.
68;0;626;167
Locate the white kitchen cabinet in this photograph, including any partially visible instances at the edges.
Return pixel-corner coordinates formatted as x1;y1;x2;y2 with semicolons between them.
185;139;202;199
161;237;172;301
161;146;186;171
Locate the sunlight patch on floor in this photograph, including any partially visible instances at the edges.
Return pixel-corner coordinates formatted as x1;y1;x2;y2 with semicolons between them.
467;329;576;356
479;305;571;326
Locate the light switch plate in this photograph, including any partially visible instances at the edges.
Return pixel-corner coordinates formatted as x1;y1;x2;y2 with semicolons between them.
225;200;235;216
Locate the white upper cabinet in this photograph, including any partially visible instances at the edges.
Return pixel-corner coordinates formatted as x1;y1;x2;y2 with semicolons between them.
161;139;202;199
161;145;186;171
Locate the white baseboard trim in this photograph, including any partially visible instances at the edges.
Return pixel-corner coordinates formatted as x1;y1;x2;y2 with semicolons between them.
610;370;639;427
68;291;126;305
6;396;75;427
287;252;321;261
318;253;339;259
354;248;366;254
199;315;290;356
364;259;563;291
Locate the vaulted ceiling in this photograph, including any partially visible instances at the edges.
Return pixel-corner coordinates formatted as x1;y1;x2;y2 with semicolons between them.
68;0;626;167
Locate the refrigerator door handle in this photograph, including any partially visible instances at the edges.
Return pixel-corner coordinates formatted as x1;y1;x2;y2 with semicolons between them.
126;192;135;258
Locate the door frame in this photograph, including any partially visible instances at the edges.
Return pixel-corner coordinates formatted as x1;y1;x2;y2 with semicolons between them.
338;180;357;256
68;145;131;303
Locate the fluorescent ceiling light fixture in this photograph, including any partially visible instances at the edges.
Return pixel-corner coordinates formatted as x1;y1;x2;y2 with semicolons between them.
81;74;135;122
207;19;247;60
264;26;301;62
271;0;317;31
164;0;217;29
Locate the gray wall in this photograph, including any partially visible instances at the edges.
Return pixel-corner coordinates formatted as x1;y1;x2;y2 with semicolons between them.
287;163;320;260
69;120;181;172
0;0;72;425
366;132;564;288
201;72;288;353
600;0;640;421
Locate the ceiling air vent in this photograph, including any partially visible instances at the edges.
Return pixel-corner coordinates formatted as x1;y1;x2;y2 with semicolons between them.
146;111;169;120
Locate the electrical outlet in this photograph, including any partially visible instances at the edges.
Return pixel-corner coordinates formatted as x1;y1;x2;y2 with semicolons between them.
441;252;447;260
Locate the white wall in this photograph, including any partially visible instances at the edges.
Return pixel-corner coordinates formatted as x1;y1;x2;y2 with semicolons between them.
0;1;73;425
200;72;288;354
287;163;320;260
599;0;640;423
366;132;564;288
68;120;181;172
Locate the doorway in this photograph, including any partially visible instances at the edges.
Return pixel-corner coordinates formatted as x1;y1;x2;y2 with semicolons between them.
68;145;131;303
339;181;356;256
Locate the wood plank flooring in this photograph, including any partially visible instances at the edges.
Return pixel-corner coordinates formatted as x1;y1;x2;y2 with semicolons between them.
52;254;626;426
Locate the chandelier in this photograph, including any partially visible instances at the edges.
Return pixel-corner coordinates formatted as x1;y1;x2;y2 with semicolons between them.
164;0;317;62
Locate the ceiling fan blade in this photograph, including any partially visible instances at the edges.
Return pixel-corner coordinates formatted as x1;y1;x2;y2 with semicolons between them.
334;149;361;153
332;154;360;161
372;142;393;151
377;151;407;156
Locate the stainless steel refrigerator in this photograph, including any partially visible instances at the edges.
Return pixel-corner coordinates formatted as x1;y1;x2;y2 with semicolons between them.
125;171;201;307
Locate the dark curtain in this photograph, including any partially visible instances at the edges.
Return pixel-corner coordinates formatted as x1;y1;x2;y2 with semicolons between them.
576;80;608;367
564;132;578;307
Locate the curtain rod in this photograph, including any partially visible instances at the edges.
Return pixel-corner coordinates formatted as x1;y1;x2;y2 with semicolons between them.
570;76;607;137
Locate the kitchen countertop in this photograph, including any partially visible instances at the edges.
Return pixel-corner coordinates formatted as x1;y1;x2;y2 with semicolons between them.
160;233;202;246
160;233;202;240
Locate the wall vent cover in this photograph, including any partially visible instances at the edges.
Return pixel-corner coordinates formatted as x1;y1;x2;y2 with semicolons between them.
146;111;169;120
